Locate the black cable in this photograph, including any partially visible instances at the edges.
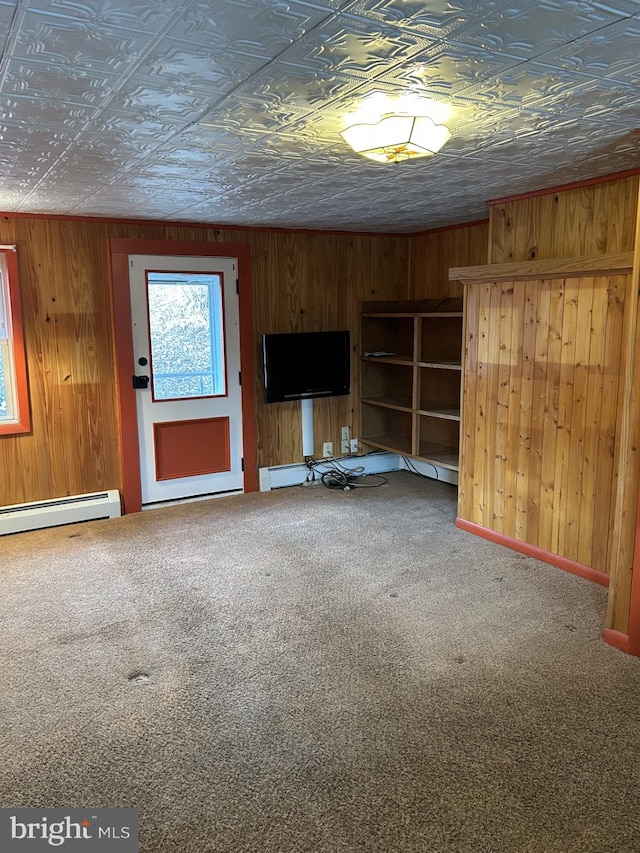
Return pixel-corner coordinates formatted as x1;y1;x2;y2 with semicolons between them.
401;455;439;480
304;452;388;491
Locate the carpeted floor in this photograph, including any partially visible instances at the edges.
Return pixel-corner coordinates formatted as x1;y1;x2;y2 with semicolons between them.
1;471;639;852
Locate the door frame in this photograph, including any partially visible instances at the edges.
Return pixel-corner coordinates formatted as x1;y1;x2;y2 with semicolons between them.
109;237;257;513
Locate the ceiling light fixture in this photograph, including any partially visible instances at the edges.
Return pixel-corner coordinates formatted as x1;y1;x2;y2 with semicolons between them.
340;94;452;164
341;114;451;163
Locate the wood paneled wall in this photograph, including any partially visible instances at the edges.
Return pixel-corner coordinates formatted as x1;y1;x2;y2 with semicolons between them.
0;218;121;507
409;220;489;299
488;175;640;263
250;229;409;466
459;270;627;576
483;174;640;642
0;216;409;506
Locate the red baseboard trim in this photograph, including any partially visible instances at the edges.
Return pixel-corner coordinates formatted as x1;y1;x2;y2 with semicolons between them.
455;518;610;587
603;629;630;654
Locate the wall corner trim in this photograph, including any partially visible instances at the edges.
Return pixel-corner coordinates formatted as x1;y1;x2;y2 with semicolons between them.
455;518;610;587
486;167;640;207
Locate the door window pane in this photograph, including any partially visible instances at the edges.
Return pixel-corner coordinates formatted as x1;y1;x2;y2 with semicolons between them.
147;272;225;400
0;247;30;434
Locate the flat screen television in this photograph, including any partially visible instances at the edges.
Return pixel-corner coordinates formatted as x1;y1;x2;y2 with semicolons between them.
262;330;350;403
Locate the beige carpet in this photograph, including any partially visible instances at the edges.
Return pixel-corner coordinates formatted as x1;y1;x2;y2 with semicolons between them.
1;471;639;852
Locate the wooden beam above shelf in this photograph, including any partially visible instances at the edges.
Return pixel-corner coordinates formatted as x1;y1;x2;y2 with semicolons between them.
449;252;634;284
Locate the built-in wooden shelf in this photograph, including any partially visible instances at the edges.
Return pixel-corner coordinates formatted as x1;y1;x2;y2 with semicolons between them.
362;433;413;456
418;360;462;370
361;395;413;413
418;403;461;421
417;443;460;472
360;298;463;474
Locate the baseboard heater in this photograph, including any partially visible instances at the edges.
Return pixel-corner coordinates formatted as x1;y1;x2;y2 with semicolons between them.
0;490;122;536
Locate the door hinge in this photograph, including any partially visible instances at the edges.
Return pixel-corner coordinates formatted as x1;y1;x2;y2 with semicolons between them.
241;457;244;472
238;371;242;386
236;279;239;294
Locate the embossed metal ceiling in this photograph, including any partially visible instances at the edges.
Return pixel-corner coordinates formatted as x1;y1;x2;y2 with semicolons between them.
1;0;639;233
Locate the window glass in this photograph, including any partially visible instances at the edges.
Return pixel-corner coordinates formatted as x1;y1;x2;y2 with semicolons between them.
147;272;226;401
0;248;26;431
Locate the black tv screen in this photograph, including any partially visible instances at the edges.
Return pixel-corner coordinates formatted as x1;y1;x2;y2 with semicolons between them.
263;330;350;403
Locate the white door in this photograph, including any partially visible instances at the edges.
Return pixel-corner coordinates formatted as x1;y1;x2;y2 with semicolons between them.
129;254;244;506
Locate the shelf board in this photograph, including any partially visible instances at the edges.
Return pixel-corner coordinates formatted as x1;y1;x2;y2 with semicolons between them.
418;404;461;421
362;312;418;318
361;433;413;455
418;360;462;371
362;354;414;365
363;357;462;369
418;442;460;472
362;312;463;318
362;396;413;413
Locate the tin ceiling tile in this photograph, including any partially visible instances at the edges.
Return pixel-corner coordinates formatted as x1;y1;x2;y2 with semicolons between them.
131;38;267;98
231;61;364;116
278;15;436;78
88;110;186;144
118;151;215;178
0;123;76;160
0;0;638;231
22;0;187;35
104;77;214;123
0;94;93;130
530;17;640;83
2;58;118;106
196;94;311;135
0;1;16;26
393;43;528;97
12;12;154;75
342;0;509;38
449;0;628;61
162;0;334;56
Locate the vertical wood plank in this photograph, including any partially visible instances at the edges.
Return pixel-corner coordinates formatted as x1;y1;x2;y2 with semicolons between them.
492;282;513;532
482;282;501;528
473;283;492;524
564;277;594;560
577;276;607;568
552;277;578;556
592;275;625;570
458;283;477;522
503;279;526;538
528;279;551;548
514;280;538;543
537;280;564;552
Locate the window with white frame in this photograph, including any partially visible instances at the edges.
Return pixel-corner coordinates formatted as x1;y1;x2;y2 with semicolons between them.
0;245;30;434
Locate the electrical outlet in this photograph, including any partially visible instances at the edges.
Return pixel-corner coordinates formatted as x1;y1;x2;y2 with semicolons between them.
350;438;359;453
322;441;333;458
341;426;350;454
